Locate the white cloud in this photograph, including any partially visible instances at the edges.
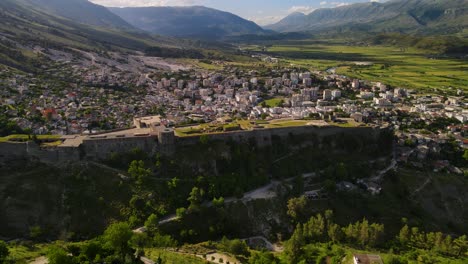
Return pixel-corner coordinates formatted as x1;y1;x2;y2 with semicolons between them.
249;15;285;26
89;0;199;7
329;2;350;7
288;5;316;14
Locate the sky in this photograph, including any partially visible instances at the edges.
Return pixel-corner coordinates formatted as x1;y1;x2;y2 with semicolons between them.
90;0;385;25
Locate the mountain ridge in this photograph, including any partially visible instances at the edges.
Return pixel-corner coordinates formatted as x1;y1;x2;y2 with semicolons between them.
18;0;137;30
109;5;268;39
265;0;468;36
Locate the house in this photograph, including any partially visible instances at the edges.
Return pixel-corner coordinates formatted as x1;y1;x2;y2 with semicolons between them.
42;108;59;120
353;254;383;264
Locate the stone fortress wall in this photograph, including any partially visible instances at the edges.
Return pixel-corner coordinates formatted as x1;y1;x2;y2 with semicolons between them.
0;125;385;164
176;125;381;147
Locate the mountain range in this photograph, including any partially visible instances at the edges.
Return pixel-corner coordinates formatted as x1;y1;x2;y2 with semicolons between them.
18;0;136;30
266;0;468;36
0;0;185;71
109;6;268;39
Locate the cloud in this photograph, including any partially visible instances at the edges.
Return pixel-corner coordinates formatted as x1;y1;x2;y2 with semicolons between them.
288;5;316;14
249;15;285;26
317;1;351;8
89;0;200;7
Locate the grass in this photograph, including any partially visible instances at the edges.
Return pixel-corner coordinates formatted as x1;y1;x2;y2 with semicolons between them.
329;119;361;128
260;97;284;107
175;118;356;137
265;120;311;128
0;134;61;143
7;243;51;264
251;43;468;92
145;248;209;264
40;140;63;147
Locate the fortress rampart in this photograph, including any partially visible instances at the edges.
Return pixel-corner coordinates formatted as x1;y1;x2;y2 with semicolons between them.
0;125;386;164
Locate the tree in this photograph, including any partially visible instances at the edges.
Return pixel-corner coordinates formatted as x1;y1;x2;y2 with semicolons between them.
46;246;74;264
128;160;150;185
212;197;225;208
304;214;325;242
0;240;8;264
81;241;103;262
102;222;133;260
248;251;280;264
130;232;150;251
176;207;187;218
144;214;159;234
187;187;204;211
359;219;370;246
287;196;308;221
368;223;385;247
328;223;343;243
167;177;179;190
29;225;43;240
285;224;305;264
399;225;410;246
153;232;177;248
453;235;468;257
220;237;250;257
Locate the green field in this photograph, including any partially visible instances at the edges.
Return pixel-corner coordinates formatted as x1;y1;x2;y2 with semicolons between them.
145;248;208;264
260;97;284;107
174;118;347;137
253;43;468;92
0;134;61;143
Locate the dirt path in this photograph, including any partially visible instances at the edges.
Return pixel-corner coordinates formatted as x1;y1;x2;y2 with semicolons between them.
140;256;155;264
411;177;432;196
243;236;284;252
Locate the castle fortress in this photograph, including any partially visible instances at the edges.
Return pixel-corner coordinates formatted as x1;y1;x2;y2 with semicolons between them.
0;116;386;164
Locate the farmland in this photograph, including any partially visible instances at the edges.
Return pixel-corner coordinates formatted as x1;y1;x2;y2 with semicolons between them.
250;43;468;92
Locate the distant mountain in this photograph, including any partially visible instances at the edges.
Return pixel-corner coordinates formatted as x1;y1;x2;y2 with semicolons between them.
109;6;268;39
266;0;468;36
19;0;137;30
267;12;308;32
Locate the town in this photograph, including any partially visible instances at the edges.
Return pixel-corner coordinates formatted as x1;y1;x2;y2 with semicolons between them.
1;49;466;185
1;48;466;141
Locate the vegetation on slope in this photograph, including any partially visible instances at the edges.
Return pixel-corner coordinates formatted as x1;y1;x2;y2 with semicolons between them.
266;0;468;37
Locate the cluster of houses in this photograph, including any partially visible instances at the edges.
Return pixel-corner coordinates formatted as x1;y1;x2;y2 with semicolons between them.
0;49;466;146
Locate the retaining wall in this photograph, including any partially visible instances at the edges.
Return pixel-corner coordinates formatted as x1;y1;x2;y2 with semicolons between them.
0;125;385;163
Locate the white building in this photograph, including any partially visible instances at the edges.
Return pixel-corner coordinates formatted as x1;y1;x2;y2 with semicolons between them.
360;91;374;100
352;79;360;89
323;89;332;101
331;90;342;99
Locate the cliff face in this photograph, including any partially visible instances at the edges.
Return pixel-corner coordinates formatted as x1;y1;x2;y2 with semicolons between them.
0;126;388;240
0;161;131;240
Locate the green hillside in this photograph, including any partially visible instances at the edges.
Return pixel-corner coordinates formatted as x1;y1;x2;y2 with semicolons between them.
20;0;137;30
266;0;468;37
